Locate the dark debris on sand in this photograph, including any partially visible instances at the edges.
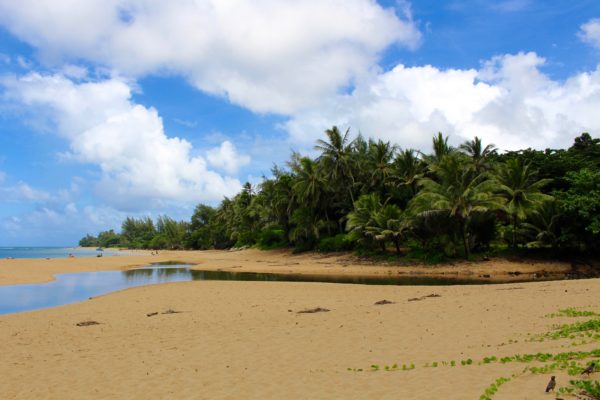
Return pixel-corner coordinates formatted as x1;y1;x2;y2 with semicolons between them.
146;309;183;317
162;309;183;314
297;307;330;314
76;320;100;327
408;294;441;302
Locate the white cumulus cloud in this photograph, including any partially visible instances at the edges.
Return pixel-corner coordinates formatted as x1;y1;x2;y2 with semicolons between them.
2;72;244;210
286;52;600;152
0;0;420;114
206;140;251;175
579;18;600;49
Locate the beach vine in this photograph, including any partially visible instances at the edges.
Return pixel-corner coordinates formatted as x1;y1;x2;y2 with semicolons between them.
347;307;599;399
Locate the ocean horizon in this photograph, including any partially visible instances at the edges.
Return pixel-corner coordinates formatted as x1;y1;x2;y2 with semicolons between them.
0;247;109;259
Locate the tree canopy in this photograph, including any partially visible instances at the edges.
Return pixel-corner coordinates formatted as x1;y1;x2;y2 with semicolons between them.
80;131;600;259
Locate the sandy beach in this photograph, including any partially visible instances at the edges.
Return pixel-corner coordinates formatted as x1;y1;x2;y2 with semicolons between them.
0;250;598;399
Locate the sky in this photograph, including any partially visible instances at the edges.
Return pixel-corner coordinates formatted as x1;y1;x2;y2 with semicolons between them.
1;0;600;246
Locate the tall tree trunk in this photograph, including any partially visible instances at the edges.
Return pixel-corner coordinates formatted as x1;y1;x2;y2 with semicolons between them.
512;215;518;248
460;219;470;259
348;171;356;205
284;220;291;246
394;237;402;256
348;186;355;206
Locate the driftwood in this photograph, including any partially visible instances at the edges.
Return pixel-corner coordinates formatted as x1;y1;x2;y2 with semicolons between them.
162;309;182;314
408;294;441;302
76;320;100;327
297;307;330;314
374;300;395;305
146;309;183;317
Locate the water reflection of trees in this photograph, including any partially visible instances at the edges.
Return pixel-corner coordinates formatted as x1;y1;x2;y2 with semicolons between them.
187;270;487;285
122;267;494;286
122;267;191;283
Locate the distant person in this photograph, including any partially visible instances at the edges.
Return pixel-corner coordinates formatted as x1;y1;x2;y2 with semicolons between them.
545;376;556;392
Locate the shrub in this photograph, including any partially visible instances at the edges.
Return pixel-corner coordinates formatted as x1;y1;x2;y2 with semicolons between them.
316;234;354;252
257;229;287;249
234;231;257;247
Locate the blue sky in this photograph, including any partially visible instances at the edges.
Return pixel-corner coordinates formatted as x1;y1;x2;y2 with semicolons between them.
1;0;600;245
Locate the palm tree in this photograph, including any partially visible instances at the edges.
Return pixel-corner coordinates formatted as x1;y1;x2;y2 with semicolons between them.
346;193;382;249
410;154;503;258
269;168;294;244
290;156;333;237
243;182;255;197
367;139;397;199
459;136;496;173
289;207;323;244
372;203;407;255
492;159;553;248
423;132;453;165
522;200;561;250
392;149;425;196
315;126;356;204
346;193;407;254
291;157;326;208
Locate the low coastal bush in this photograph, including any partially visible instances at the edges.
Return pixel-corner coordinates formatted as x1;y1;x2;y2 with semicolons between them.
404;245;449;264
256;229;287;250
316;234;354;252
233;231;257;248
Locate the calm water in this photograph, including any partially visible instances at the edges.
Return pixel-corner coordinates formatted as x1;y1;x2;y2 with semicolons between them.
0;264;496;315
0;247;117;259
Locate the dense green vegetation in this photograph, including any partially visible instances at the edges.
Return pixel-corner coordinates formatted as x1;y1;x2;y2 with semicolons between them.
80;129;600;259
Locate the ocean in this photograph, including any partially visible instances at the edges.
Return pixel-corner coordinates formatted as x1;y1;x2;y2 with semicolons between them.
0;247;111;259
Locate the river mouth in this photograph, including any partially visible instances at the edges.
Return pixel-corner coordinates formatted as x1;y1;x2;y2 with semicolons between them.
0;263;583;315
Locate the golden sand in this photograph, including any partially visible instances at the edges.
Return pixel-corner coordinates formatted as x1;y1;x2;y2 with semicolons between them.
0;250;597;399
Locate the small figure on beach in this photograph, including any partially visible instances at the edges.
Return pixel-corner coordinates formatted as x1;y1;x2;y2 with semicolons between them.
582;362;595;375
545;376;556;392
68;253;75;258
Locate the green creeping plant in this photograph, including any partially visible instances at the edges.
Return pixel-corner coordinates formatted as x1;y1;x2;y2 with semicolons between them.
479;377;511;400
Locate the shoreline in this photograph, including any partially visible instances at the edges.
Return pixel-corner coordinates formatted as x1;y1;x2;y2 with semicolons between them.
0;248;592;286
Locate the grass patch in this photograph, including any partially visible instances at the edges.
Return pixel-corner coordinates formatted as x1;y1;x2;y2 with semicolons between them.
479;377;511;400
569;379;600;397
546;308;600;318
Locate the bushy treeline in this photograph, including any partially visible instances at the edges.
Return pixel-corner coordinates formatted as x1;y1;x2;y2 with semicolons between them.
79;215;188;250
80;129;600;259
